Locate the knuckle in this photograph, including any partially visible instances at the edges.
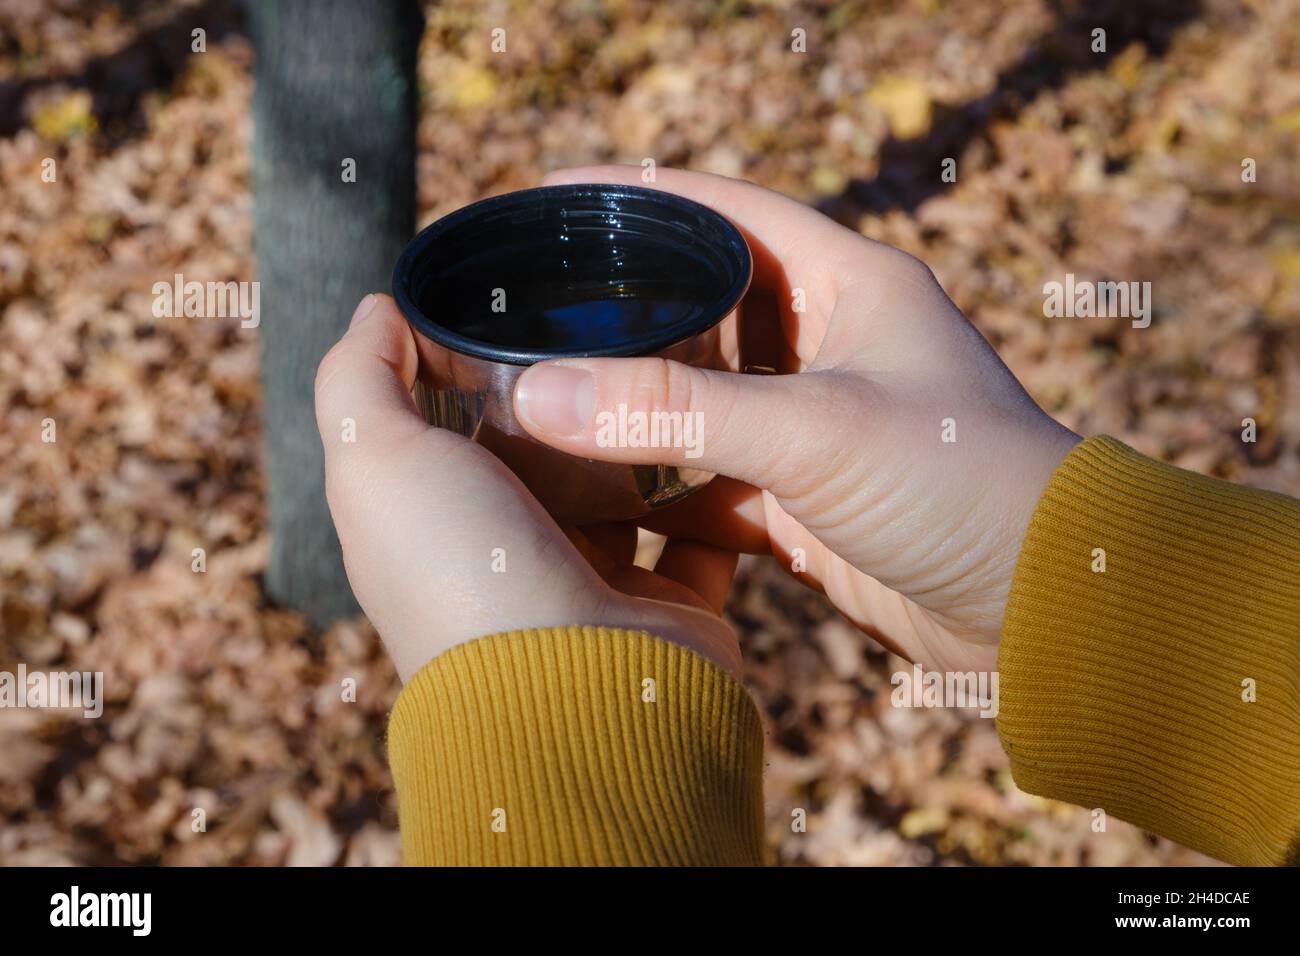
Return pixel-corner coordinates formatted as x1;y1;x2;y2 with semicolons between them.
626;358;699;414
666;360;703;413
890;249;937;287
314;340;351;402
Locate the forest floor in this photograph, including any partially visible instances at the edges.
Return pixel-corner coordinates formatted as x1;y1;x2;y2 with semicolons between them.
2;0;1297;865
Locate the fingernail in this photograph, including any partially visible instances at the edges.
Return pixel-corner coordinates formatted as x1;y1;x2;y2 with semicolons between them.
349;294;379;329
516;364;596;437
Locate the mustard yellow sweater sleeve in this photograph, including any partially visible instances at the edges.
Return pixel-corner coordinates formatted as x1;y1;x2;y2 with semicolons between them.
386;626;765;865
997;435;1300;866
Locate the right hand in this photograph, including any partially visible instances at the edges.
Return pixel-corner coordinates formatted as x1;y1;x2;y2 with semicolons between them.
513;165;1080;674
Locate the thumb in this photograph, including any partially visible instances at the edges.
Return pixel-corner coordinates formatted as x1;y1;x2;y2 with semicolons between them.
513;357;843;493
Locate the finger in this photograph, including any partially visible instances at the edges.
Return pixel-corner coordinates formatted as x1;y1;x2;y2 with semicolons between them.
513;355;849;494
644;480;843;603
580;522;639;567
653;539;738;616
637;477;773;554
741;288;805;374
604;564;713;613
559;526;611;576
314;293;427;471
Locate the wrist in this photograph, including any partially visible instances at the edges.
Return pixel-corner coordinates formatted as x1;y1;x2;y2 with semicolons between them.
991;419;1082;630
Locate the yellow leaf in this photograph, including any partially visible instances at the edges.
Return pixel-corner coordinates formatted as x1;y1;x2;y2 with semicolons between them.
868;75;932;140
899;806;949;838
638;64;696;96
1271;108;1300;133
85;214;113;244
809;166;847;196
1110;46;1146;92
443;62;497;110
1270;248;1300;281
1149;113;1181;150
32;90;97;142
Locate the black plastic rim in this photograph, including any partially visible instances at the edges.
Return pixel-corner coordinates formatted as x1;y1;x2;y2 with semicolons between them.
391;183;752;366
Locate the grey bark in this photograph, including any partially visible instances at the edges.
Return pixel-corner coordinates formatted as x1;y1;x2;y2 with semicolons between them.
250;0;422;627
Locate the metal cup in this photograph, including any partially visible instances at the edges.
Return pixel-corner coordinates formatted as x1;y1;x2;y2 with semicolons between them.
391;184;752;524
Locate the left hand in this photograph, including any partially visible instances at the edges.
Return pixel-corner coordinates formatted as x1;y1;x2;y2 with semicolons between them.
313;293;743;682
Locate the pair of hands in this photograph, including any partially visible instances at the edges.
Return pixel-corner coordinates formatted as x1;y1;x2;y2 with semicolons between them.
314;166;1080;683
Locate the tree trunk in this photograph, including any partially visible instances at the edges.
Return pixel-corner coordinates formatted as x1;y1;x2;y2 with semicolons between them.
250;0;422;627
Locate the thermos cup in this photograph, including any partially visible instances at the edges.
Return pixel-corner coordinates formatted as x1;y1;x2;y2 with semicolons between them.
392;183;752;524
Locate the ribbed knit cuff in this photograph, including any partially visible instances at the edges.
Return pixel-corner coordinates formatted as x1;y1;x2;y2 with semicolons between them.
387;626;765;866
997;436;1300;866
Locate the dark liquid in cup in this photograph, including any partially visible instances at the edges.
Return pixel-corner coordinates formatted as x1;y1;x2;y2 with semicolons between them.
408;193;743;357
444;268;722;352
